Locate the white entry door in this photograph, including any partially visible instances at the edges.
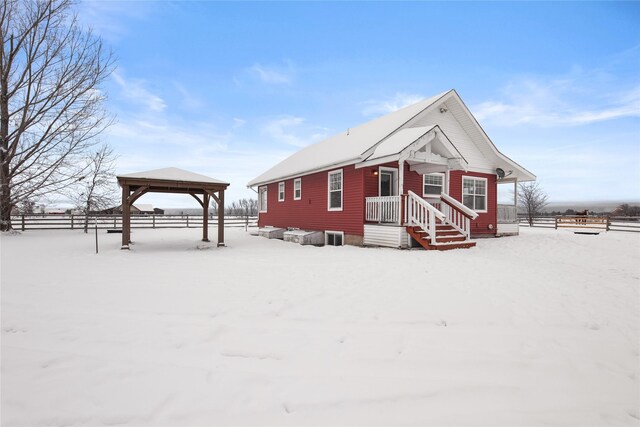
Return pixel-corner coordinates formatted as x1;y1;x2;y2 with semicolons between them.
379;167;398;197
379;167;398;222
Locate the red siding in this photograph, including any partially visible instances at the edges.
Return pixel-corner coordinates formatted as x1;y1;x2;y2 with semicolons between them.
257;165;365;236
449;170;497;236
257;162;497;238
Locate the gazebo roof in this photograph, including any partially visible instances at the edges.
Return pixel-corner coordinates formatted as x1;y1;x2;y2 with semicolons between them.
117;167;229;249
117;167;229;186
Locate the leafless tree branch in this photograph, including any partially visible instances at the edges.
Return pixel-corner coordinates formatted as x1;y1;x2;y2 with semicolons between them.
1;0;115;230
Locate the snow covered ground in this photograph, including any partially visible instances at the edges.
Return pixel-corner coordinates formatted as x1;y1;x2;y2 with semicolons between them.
2;226;639;426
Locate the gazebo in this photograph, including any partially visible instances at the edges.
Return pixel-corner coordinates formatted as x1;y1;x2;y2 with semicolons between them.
117;167;230;249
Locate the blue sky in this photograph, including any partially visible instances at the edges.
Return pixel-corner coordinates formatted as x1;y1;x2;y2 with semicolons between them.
76;1;640;208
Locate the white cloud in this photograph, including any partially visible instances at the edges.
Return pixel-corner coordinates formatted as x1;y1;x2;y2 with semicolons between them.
248;63;295;84
361;93;425;116
112;72;167;112
261;116;329;148
472;75;640;127
77;1;152;42
233;118;246;128
174;83;205;111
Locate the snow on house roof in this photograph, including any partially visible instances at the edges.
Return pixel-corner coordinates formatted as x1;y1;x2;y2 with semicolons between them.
247;91;450;187
118;167;229;185
367;126;437;160
248;89;536;186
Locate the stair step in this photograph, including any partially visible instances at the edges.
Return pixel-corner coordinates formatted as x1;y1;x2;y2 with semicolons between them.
435;235;466;243
436;229;462;236
405;225;475;251
436;224;455;230
430;241;477;250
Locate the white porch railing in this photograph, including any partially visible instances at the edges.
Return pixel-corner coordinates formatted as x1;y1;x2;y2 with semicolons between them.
365;192;478;243
440;193;478;239
498;204;518;223
404;191;445;246
365;195;402;224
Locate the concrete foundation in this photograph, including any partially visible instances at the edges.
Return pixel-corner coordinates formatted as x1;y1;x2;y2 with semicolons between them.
345;234;364;246
258;227;285;239
283;230;325;246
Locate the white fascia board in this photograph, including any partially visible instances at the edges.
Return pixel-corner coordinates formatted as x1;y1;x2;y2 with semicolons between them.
246;158;361;188
355;154;400;169
359;91;453;160
432;125;468;166
450;90;536;181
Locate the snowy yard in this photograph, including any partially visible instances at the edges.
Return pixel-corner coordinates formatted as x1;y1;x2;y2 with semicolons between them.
1;226;639;426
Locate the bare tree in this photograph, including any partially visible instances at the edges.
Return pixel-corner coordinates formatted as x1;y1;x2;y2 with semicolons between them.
612;203;640;217
223;198;257;217
67;143;117;233
1;0;115;231
518;182;549;226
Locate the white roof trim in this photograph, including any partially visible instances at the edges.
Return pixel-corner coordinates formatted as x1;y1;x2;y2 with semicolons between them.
449;91;536;181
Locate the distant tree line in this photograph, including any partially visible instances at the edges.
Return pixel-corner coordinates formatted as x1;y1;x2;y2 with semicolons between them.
536;204;640;217
211;198;258;217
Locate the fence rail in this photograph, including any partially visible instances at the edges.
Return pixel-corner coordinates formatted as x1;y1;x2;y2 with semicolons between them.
518;216;640;233
10;214;258;231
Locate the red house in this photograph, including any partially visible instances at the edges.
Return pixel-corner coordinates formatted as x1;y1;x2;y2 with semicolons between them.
248;90;534;250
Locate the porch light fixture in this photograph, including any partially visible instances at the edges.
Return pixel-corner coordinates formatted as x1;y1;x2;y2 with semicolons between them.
372;170;379;176
439;107;448;113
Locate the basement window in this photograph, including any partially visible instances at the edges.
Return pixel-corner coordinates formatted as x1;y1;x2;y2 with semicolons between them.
325;231;344;246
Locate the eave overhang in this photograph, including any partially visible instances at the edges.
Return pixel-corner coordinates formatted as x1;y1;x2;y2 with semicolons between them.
355;126;468;173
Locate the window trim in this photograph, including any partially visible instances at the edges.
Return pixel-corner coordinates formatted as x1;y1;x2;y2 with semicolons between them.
259;186;268;213
325;230;344;246
327;169;343;211
462;176;488;213
293;178;302;200
278;182;285;202
378;166;398;196
423;172;445;197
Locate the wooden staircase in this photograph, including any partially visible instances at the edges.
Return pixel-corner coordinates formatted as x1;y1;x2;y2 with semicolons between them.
406;224;476;250
402;190;478;251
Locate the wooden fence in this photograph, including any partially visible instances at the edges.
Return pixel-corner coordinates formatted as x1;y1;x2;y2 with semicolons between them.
518;216;640;233
10;214;258;231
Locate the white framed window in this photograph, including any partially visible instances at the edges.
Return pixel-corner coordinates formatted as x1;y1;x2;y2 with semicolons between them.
462;176;487;212
328;169;343;211
278;182;285;202
423;173;444;197
294;178;302;200
259;186;268;213
325;230;344;246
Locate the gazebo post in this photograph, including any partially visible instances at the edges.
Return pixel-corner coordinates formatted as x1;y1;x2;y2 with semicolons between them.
202;192;209;242
121;184;131;249
217;189;225;247
116;168;229;250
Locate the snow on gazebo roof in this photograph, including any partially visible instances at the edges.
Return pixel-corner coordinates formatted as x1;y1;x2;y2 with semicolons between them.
117;167;229;185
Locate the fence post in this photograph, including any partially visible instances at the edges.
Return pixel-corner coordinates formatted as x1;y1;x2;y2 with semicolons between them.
555;216;558;230
606;216;610;231
153;215;156;229
21;215;25;231
71;214;74;230
186;215;189;228
113;216;116;228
